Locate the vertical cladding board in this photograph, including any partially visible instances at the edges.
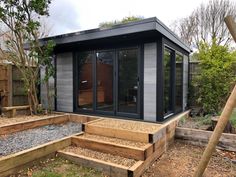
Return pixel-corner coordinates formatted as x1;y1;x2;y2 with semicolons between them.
40;64;55;110
183;55;189;110
144;43;157;122
56;53;73;112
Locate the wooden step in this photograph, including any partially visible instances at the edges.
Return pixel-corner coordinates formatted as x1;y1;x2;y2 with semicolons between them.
58;146;143;177
83;118;163;143
71;134;153;160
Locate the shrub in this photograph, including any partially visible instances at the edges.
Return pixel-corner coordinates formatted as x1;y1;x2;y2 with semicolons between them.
194;40;236;114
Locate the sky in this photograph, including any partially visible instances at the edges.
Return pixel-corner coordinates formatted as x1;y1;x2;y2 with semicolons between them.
47;0;205;36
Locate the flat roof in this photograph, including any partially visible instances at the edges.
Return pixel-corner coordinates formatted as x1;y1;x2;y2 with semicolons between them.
43;17;191;53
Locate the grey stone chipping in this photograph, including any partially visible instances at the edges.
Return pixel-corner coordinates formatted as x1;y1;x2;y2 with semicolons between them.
0;122;82;157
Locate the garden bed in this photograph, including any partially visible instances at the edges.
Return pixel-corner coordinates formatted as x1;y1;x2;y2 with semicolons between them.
175;127;236;152
179;108;236;134
0;135;75;176
0;113;99;176
0;122;82;157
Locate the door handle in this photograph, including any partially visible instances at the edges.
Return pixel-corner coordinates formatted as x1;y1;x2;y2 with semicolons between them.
81;80;88;84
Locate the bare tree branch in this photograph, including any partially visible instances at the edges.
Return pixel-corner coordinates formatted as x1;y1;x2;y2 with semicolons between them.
171;0;236;49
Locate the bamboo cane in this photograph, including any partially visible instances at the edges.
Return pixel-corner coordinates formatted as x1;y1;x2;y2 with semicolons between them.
193;15;236;177
225;16;236;42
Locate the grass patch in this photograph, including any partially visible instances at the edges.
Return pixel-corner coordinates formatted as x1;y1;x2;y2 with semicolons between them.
17;157;104;177
193;115;212;127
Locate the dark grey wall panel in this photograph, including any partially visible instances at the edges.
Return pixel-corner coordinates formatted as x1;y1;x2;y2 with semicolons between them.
56;52;73;112
144;43;157;122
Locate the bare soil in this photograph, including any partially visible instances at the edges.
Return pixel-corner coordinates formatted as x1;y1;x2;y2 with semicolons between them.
142;141;236;177
79;133;147;148
91;119;161;133
63;146;137;167
0;113;61;126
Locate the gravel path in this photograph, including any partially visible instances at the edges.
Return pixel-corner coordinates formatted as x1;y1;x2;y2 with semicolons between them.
0;122;82;157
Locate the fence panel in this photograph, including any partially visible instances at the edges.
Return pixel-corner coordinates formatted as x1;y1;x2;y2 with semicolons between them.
0;64;28;106
0;64;11;106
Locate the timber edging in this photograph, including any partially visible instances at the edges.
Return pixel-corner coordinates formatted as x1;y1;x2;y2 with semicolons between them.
175;127;236;152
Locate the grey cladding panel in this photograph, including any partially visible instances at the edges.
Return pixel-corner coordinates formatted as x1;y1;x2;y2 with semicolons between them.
40;62;55;110
144;43;157;122
56;52;73;112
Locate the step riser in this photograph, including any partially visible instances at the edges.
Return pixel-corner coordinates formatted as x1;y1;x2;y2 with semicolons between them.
84;124;158;143
71;137;153;161
58;151;130;177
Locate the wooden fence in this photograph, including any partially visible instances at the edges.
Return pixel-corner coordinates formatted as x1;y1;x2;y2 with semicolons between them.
0;64;28;107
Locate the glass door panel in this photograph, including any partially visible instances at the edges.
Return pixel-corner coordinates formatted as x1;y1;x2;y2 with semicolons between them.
96;51;114;112
118;49;138;114
164;48;173;116
77;52;93;110
175;53;183;112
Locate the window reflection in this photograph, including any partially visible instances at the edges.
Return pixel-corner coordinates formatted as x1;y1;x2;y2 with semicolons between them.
175;53;183;112
77;52;93;110
118;49;138;114
164;48;172;115
96;51;114;111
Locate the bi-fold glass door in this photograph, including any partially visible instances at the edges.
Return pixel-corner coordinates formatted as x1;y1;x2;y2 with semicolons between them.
75;47;141;119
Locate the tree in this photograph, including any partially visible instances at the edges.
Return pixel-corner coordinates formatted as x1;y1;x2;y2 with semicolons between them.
40;40;55;113
172;0;236;49
0;0;53;114
193;16;236;177
99;16;144;28
194;39;236;114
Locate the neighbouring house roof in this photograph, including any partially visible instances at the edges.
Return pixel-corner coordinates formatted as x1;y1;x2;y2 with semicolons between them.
42;17;191;53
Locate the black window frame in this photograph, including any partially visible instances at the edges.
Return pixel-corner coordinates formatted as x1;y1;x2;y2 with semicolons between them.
73;45;143;120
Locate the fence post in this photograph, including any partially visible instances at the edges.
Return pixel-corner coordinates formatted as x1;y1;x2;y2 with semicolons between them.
7;64;12;106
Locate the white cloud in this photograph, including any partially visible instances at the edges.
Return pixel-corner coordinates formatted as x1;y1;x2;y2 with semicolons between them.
47;0;205;35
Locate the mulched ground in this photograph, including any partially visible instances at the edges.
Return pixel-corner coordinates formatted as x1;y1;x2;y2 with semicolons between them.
142;141;236;177
0;122;82;157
